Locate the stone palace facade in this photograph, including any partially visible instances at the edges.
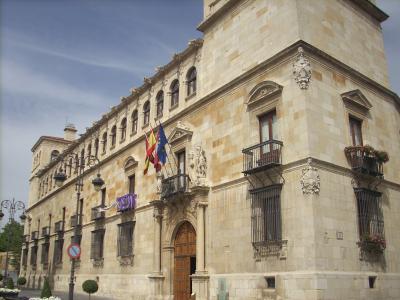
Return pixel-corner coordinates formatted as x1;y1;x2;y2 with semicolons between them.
22;0;400;299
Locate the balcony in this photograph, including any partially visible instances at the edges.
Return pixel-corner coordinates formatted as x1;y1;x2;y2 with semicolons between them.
242;140;283;174
161;174;190;199
23;234;29;243
70;214;83;228
31;231;39;241
41;226;50;237
54;221;64;233
344;146;384;177
91;206;105;221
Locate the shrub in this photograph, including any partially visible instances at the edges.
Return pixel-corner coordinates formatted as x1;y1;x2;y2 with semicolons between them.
82;280;98;300
40;277;52;298
17;277;27;286
0;274;3;281
6;278;14;289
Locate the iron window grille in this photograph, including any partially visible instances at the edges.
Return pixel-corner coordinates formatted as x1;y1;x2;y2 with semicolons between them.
41;242;50;265
54;221;64;233
250;184;283;247
91;229;105;260
30;245;38;266
53;239;64;265
42;226;50;237
91;205;105;221
22;248;28;267
117;221;134;257
355;188;385;240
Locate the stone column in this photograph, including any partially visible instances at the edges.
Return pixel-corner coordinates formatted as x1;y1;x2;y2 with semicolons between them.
196;202;206;273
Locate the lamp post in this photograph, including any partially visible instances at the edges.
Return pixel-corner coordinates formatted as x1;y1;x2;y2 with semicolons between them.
0;198;26;285
53;153;104;300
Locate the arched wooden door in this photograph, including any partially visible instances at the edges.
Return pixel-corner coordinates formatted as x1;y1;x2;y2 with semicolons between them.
174;221;196;300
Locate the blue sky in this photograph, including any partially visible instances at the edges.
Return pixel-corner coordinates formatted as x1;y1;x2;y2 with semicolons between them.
0;0;399;226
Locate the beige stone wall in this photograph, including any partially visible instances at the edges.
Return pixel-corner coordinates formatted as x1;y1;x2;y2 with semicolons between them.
297;0;389;88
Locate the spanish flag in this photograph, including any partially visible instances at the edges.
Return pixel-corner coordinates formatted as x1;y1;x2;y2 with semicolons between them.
143;129;157;175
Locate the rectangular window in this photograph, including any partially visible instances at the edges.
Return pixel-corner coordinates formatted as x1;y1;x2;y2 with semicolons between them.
53;239;64;265
128;175;135;194
41;242;49;265
250;185;282;244
117;222;134;257
91;229;105;260
101;188;106;206
22;248;29;267
30;245;38;266
349;116;363;146
259;111;278;155
177;151;186;174
355;188;384;239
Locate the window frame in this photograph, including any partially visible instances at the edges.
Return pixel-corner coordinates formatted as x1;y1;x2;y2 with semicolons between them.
170;80;180;108
120;118;127;141
90;229;105;260
143;101;150;126
349;116;363;146
186;67;197;96
131;110;138;134
156;91;164;118
117;221;135;257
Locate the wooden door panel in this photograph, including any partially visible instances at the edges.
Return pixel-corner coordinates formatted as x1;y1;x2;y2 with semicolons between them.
174;222;196;300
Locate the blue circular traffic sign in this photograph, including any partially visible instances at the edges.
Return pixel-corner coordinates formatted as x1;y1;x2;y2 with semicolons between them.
67;243;81;259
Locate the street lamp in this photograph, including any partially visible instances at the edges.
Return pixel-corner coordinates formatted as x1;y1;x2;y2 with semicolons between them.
0;198;26;285
53;154;104;300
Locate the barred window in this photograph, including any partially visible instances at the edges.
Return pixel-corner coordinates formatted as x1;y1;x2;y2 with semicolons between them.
22;248;28;267
91;229;105;260
355;188;384;239
118;222;134;257
250;184;282;245
53;239;64;265
30;245;38;266
41;242;49;265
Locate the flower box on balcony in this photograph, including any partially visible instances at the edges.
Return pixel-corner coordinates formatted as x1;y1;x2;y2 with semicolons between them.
344;145;388;177
357;235;386;254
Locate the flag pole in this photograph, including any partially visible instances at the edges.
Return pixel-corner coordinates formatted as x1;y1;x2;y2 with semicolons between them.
155;120;178;176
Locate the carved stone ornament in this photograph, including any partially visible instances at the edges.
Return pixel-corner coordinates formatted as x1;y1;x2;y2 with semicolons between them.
156;172;164;195
293;47;312;89
247;81;283;107
189;145;207;186
300;158;320;194
118;255;134;266
168;121;193;146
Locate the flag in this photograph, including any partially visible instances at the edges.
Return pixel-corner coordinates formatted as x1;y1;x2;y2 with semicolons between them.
144;130;157;175
154;124;168;167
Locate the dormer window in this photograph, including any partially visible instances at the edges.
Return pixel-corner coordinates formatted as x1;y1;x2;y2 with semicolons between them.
170;80;179;108
143;101;150;126
50;150;60;162
186;67;197;96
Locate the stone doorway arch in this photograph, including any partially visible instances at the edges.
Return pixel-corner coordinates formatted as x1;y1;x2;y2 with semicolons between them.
174;221;196;300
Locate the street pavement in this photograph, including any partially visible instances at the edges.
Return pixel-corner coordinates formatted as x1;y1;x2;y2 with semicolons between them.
19;288;114;300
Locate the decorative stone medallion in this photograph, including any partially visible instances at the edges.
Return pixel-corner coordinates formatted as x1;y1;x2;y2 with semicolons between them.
300;158;320;194
293;47;312;89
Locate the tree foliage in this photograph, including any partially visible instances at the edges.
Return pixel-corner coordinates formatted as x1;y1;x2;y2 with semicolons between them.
17;276;27;286
6;277;14;289
0;220;24;272
82;280;98;300
41;277;52;298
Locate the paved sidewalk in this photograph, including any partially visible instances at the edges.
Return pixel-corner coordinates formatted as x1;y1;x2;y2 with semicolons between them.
19;288;113;300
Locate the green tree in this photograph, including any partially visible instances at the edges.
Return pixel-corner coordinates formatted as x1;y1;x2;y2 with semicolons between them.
41;277;52;298
82;280;98;300
0;220;24;273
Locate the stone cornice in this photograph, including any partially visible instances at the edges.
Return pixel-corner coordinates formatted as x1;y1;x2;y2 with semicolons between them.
348;0;389;22
31;136;72;152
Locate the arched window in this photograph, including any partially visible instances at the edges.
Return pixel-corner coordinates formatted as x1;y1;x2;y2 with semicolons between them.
143;101;150;126
50;150;60;162
156;91;164;118
102;132;108;153
81;148;85;168
111;125;117;147
131;110;138;134
94;138;99;157
120;118;127;141
186;67;197;96
170;80;179;107
88;143;92;158
69;158;73;177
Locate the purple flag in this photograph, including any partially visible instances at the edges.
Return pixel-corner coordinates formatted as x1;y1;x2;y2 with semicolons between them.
116;193;137;212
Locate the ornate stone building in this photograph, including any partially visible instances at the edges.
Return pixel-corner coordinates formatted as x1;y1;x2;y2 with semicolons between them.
22;1;400;299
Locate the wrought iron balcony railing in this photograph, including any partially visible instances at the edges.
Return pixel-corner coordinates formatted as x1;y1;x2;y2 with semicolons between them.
41;226;50;237
91;206;105;221
31;231;39;241
161;174;190;199
54;221;64;233
242;140;283;174
344;146;383;177
70;214;83;228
